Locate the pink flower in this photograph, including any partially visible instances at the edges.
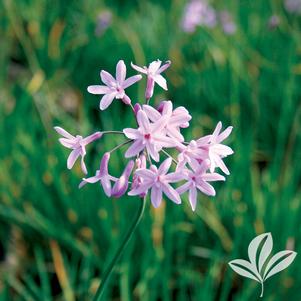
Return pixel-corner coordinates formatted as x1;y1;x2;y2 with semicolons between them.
177;160;225;211
131;154;147;198
177;140;206;169
123;110;175;161
129;158;184;208
131;60;171;99
111;160;134;198
79;152;117;196
54;126;102;174
143;100;192;142
197;121;234;175
87;60;142;110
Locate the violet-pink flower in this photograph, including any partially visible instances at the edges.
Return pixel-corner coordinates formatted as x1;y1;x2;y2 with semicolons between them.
54;126;102;174
87;60;142;110
177;160;225;211
131;60;170;100
129;158;184;208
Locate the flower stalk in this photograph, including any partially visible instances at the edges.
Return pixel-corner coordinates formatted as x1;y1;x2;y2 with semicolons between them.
92;197;146;301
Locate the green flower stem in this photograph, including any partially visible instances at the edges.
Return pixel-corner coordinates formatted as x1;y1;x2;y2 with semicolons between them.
93;197;146;301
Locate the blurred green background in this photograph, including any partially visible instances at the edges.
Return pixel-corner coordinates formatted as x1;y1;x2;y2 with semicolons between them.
1;0;301;300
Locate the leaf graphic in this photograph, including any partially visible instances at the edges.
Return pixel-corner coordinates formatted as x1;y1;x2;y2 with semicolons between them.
229;259;262;282
258;233;273;274
248;232;272;272
263;251;297;281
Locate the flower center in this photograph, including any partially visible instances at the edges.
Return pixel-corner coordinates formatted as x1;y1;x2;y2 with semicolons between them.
144;133;151;140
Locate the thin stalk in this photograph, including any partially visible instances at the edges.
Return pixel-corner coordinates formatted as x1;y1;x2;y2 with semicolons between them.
102;131;124;135
92;197;147;301
161;149;178;165
260;281;264;298
109;140;132;153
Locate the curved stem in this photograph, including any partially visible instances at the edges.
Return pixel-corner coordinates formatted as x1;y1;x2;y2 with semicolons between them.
260;281;264;298
92;197;146;301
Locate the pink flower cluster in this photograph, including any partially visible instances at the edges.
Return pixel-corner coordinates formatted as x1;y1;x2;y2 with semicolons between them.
54;60;234;211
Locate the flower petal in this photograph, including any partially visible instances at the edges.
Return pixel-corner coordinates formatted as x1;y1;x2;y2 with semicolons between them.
116;60;126;84
189;187;197;211
177;181;191;194
123;75;142;89
151;186;162;208
197;181;216;196
131;62;147;74
123;128;141;139
157;60;171;73
54;126;74;139
137;110;150;133
142;104;161;122
158;158;172;175
162;184;181;204
216;126;233;143
99;93;116;110
67;149;81;169
100;70;116;86
59;138;74;148
87;85;111;95
154;74;167;90
125;139;145;158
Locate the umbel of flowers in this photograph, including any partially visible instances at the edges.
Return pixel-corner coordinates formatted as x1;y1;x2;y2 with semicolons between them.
55;60;234;211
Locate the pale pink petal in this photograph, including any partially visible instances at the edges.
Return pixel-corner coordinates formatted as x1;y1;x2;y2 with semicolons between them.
142;105;161;122
116;60;126;84
67;149;81;169
211;144;234;157
216;126;233;143
211;122;222;141
214;155;230;175
137;110;150;132
99;93;116;110
59;138;74;148
123;128;141;139
123;75;142;89
162;184;181;204
196;135;211;146
164;172;184;183
131;62;147;74
82;132;103;145
147;142;160;162
151;186;163;208
177;181;191;194
197;181;216;196
189;187;197;211
166;127;184;142
202;173;225;182
135;169;155;180
80;174;101;185
81;156;88;174
87;85;111;95
54;126;74;139
161;100;173;116
101;177;112;197
125;139;145;158
145;77;155;99
99;152;111;176
128;182;152;196
100;70;116;86
154;74;167;90
111;160;134;198
151;115;168;133
157;60;171;73
158;158;172;175
149;60;162;73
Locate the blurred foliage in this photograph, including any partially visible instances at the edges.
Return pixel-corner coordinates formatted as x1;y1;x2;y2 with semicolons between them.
0;0;301;300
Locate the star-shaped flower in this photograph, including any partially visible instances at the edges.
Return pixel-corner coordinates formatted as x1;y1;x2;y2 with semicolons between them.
177;160;225;211
87;60;142;110
54;126;102;174
131;60;171;99
129;158;184;208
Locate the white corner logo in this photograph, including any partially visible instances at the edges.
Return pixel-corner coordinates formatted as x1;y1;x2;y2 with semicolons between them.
228;232;297;298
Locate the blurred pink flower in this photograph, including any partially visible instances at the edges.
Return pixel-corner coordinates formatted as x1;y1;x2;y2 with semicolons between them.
129;158;183;208
87;60;142;110
219;11;236;35
181;0;217;33
285;0;301;13
123;110;174;161
177;160;225;211
54;126;102;174
79;152;117;196
131;60;170;99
